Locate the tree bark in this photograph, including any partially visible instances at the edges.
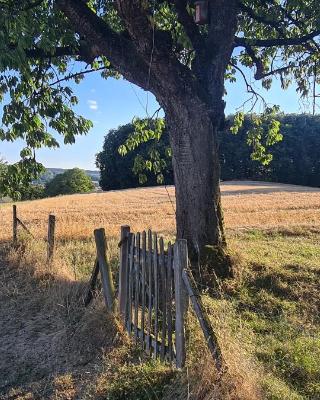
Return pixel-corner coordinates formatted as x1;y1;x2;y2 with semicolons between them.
164;95;229;279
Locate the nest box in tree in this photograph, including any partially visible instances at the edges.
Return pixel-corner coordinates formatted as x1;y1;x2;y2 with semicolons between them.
194;0;209;25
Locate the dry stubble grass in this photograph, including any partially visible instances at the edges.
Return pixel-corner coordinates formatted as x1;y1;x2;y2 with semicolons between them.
0;180;319;243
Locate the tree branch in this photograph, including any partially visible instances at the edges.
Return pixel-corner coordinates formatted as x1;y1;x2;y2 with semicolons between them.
116;0;154;55
23;0;45;11
239;2;284;34
0;0;44;11
56;0;152;91
239;42;265;79
24;46;77;59
230;62;266;110
197;0;238;105
254;53;314;80
56;0;206;111
235;29;320;48
49;66;108;87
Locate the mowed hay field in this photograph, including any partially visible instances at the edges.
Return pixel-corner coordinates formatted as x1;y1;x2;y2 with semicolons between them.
0;181;320;400
0;180;320;241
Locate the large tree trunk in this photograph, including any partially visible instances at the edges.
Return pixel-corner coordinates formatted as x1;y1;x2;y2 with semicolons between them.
164;96;230;280
57;0;237;280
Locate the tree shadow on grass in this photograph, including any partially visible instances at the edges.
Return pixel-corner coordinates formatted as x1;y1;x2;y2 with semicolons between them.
237;262;320;322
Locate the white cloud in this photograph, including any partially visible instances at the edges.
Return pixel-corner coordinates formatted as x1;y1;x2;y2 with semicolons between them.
88;99;98;110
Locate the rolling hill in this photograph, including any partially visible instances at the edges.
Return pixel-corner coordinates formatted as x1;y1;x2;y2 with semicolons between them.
36;168;100;185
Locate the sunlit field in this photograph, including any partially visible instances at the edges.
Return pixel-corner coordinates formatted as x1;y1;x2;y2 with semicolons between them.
0;180;319;242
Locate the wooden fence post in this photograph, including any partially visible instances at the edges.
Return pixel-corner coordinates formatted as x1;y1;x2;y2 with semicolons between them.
118;225;131;324
13;205;17;245
94;228;115;312
47;214;56;264
174;239;189;369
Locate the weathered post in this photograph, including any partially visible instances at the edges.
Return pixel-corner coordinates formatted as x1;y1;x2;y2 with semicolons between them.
94;228;115;312
173;239;189;368
13;205;17;245
118;225;131;323
47;214;56;264
182;268;223;371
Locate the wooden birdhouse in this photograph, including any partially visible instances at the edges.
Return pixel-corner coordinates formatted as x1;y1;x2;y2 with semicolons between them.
194;0;209;25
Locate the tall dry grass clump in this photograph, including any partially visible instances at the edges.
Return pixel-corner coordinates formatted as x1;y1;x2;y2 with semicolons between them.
0;236;129;398
162;298;262;400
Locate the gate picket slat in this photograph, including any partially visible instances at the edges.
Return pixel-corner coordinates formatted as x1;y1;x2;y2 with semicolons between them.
153;233;159;358
123;229;178;365
127;233;135;333
146;230;153;354
134;232;141;343
159;237;167;361
166;243;173;362
141;231;146;348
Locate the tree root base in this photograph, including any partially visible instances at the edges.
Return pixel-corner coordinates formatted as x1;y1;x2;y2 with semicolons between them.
198;245;234;283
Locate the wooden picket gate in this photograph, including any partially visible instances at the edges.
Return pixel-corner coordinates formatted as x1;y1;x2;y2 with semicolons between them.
118;226;188;366
86;225;222;370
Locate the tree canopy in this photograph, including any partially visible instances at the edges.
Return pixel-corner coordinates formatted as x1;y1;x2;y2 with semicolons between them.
221;114;320;186
45;168;94;197
0;156;8;196
0;0;320;173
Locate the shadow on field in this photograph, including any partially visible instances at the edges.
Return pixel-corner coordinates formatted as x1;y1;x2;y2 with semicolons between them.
220;180;320;195
236;261;320;321
0;239;123;399
222;186;320;196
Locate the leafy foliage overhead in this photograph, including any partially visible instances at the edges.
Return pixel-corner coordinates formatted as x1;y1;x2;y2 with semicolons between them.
1;0;320;183
96;121;173;190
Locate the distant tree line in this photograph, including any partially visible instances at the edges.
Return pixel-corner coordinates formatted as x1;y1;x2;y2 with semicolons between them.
220;114;320;186
97;114;320;190
0;167;95;201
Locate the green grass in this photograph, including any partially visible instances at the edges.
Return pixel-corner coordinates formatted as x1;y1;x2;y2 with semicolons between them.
96;359;176;400
227;228;320;399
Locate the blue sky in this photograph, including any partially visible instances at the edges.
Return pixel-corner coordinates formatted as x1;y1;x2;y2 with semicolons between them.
0;68;314;170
